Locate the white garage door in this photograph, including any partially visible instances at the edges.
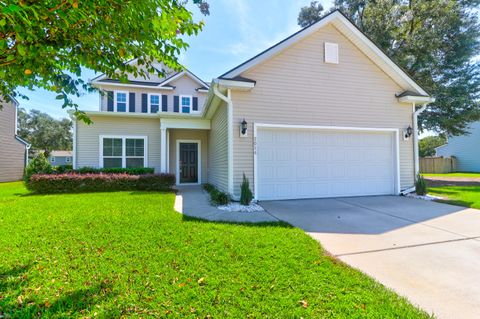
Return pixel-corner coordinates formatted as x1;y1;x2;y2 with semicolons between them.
256;127;397;200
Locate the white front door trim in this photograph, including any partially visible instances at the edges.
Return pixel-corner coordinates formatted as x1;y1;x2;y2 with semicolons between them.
176;139;201;185
253;123;401;200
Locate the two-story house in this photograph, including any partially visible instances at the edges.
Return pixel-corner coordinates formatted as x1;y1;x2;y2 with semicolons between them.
0;97;31;182
74;11;434;201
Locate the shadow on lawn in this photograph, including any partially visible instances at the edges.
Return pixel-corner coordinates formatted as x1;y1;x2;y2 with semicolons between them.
181;213;293;229
0;263;116;318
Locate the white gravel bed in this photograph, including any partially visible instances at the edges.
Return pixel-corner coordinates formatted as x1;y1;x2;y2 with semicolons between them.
404;193;444;201
217;202;265;213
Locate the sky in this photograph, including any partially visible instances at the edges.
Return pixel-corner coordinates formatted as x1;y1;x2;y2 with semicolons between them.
17;0;334;119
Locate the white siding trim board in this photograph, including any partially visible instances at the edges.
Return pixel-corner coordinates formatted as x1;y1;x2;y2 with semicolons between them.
253;123;401;200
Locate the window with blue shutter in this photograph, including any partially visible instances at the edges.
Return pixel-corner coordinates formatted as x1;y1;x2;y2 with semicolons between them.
107;91;114;111
162;95;168;112
193;97;198;111
141;94;148;113
173;96;179;112
129;93;135;112
149;94;160;113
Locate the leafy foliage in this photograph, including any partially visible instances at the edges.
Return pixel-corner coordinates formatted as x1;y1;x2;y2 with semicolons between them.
73;166;154;175
203;183;230;205
415;174;428;195
240;173;253;205
298;0;480;136
0;1;208;121
24;153;52;182
26;173;175;193
298;1;325;27
419;135;447;157
17;108;72;155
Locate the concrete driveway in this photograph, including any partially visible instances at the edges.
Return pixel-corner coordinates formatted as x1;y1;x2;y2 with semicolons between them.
261;196;480;319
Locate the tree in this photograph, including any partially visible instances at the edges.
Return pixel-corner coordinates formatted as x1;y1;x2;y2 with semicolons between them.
0;0;209;122
419;135;447;157
17;108;72;155
298;1;324;27
298;0;480;136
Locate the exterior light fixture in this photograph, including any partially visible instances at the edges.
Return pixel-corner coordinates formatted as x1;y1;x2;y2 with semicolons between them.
240;119;248;137
403;125;413;140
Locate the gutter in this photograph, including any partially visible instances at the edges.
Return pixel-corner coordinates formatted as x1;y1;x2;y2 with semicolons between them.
213;85;234;196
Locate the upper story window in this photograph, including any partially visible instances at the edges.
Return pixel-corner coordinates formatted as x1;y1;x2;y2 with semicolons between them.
115;91;128;112
149;94;160;113
181;95;192;113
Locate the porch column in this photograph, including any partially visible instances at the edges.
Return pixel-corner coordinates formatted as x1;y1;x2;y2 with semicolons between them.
160;128;167;173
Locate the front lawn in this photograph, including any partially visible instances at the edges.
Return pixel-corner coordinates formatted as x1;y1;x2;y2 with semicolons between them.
429;186;480;209
423;173;480;178
0;182;430;318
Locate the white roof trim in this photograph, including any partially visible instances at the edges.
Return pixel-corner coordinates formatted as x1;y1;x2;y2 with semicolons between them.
214;78;255;90
159;70;209;89
398;95;435;104
91;82;174;90
221;10;428;96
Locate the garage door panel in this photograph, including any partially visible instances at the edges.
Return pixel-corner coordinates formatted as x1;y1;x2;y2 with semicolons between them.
257;128;396;200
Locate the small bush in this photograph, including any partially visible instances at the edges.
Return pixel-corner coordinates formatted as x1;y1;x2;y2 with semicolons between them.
240;173;253;205
74;167;154;175
24;154;53;182
26;173;175;194
415;174;428;195
203;183;229;205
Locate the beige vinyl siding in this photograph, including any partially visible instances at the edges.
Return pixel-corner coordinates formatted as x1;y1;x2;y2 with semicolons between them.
168;129;208;183
76;116;161;172
231;24;414;197
0;101;26;182
99;74;207;113
207;103;229;192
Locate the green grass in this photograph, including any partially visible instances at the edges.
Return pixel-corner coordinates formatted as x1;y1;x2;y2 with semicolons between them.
0;182;430;318
429;186;480;209
423;172;480;178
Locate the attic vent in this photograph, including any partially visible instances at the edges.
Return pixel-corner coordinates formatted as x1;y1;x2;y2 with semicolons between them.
324;42;339;64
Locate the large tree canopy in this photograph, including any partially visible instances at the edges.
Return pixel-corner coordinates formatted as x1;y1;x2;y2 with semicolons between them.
298;0;480;136
18;108;72;155
0;0;209;122
419;135;447;157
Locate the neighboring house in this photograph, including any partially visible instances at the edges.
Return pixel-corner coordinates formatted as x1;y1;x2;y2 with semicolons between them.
48;150;73;166
74;10;434;200
0;97;31;182
436;122;480;172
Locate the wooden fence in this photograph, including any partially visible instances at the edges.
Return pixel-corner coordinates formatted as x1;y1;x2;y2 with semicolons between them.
420;157;457;174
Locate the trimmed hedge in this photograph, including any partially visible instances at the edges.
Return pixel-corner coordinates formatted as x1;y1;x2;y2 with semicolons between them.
27;173;175;194
71;167;155;175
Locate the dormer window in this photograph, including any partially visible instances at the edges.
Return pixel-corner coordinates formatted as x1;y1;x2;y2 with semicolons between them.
181;95;192;113
149;94;160;113
115;91;128;112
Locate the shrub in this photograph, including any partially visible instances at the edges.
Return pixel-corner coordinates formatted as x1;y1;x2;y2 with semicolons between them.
415;174;428;195
26;173;175;194
203;183;229;205
74;167;154;175
24;153;53;182
240;173;253;205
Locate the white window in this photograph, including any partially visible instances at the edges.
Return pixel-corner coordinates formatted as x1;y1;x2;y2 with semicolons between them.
66;157;71;163
148;94;160;113
114;91;128;112
100;136;147;168
51;157;56;163
180;95;192;114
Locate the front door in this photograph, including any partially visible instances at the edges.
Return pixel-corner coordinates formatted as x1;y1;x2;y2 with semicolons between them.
179;142;198;184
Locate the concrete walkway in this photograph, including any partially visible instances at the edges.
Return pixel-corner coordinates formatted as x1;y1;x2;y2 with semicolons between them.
262;196;480;319
174;186;278;223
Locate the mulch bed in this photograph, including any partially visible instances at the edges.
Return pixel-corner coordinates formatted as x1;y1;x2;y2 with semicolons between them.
425;177;480;187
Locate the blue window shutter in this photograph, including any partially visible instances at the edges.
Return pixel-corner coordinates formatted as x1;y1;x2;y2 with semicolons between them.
173;96;179;112
129;93;135;112
107;91;114;111
193;97;198;111
162;95;168;112
141;94;148;113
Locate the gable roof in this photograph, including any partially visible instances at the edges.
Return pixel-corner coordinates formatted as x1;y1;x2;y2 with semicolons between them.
219;10;429;97
90;59;209;90
50;150;73;157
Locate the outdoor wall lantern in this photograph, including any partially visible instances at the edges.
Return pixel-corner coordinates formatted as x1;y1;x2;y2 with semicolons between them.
240;119;248;137
404;125;413;140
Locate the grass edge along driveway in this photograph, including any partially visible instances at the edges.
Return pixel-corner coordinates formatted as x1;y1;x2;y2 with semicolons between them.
0;182;432;318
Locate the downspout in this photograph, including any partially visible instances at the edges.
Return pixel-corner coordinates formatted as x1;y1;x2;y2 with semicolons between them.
413;103;427;178
73;119;77;169
213;85;234;196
